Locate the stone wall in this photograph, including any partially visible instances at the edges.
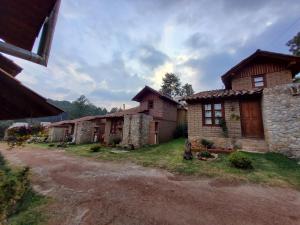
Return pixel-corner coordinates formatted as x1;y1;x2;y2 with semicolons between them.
74;121;95;144
262;83;300;159
122;113;153;148
48;127;67;142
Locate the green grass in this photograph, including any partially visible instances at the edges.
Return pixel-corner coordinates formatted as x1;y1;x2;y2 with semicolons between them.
31;139;300;189
8;191;48;225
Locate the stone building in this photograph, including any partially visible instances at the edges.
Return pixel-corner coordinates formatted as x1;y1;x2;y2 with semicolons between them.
48;86;187;148
102;86;186;148
185;50;300;159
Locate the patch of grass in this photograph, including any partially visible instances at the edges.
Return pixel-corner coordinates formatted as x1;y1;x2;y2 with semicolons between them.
31;139;300;189
8;191;48;225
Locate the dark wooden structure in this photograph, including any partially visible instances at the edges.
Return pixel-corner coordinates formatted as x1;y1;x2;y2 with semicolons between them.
0;0;61;66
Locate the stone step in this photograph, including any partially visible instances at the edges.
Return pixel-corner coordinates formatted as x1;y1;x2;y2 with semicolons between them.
239;139;269;153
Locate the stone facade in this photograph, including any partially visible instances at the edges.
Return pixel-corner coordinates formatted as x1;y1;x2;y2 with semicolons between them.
121;114;153;148
48;127;68;142
74;121;95;144
262;83;300;159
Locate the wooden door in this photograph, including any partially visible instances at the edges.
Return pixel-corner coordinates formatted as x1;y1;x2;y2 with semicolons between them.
240;99;264;138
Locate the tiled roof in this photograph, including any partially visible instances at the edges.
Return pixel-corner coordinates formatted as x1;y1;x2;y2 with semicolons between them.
184;88;263;101
104;106;142;118
132;86;179;105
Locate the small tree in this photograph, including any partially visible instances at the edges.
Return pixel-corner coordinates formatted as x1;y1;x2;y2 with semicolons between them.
160;73;182;98
181;83;194;96
286;32;300;56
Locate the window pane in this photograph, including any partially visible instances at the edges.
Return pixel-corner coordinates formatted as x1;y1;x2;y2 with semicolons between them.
255;81;264;87
215;118;221;125
215;110;222;117
205;104;211;110
205;118;212;125
254;76;263;82
214;103;222;110
205;111;212;117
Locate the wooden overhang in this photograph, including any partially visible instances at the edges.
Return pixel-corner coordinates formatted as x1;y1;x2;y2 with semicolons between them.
0;0;61;65
0;54;23;77
184;88;263;104
132;85;179;105
221;50;300;89
0;68;63;120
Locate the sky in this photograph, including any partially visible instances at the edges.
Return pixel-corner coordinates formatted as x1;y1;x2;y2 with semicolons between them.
12;0;300;109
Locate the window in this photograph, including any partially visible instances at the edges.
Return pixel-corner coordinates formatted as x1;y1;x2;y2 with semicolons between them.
252;75;265;88
148;100;154;109
203;103;224;126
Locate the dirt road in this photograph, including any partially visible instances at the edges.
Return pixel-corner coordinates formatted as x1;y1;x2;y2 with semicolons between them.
1;145;300;225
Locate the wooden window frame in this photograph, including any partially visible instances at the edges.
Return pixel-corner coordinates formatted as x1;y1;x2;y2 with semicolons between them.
202;102;225;127
148;100;154;109
252;74;266;88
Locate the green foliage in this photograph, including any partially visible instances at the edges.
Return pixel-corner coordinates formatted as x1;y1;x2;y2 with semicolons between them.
201;139;214;149
34;139;300;188
56;142;68;148
0;154;41;224
48;96;108;120
173;124;188;138
199;151;213;158
286;32;300;56
219;118;229;138
90;145;102;152
160;73;182;98
6;125;45;149
229;152;253;170
181;83;194;96
160;73;194;98
48;144;55;147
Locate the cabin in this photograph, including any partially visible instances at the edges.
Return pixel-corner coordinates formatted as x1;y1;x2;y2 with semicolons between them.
185;50;300;158
49;86;187;148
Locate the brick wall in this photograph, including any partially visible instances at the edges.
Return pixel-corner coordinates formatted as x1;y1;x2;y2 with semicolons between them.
157;119;177;143
231;69;293;90
187;100;242;149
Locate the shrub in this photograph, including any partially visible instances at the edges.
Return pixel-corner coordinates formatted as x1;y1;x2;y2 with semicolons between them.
229;152;253;170
56;142;68;148
199;151;213;158
201;139;214;149
0;153;33;223
48;144;55;147
173;124;188;138
90;145;101;152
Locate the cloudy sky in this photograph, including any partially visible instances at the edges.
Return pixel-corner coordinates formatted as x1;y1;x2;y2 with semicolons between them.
13;0;300;109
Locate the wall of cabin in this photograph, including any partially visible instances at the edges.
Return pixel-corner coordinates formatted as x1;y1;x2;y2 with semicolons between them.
231;62;293;90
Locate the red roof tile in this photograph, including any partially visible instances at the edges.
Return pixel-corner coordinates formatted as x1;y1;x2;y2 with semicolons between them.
184;88;263;102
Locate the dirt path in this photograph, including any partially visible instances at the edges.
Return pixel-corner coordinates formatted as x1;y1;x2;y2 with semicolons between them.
1;145;300;225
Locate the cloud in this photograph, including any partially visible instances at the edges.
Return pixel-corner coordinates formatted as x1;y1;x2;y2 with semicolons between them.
11;0;300;109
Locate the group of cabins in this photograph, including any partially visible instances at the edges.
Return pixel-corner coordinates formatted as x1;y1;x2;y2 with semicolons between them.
49;49;300;159
49;86;187;148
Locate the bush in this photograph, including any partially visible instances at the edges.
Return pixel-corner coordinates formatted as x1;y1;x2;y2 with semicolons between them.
0;153;33;223
56;142;68;148
201;139;214;149
199;151;213;158
90;145;101;152
48;144;55;147
173;124;188;138
229;152;253;170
